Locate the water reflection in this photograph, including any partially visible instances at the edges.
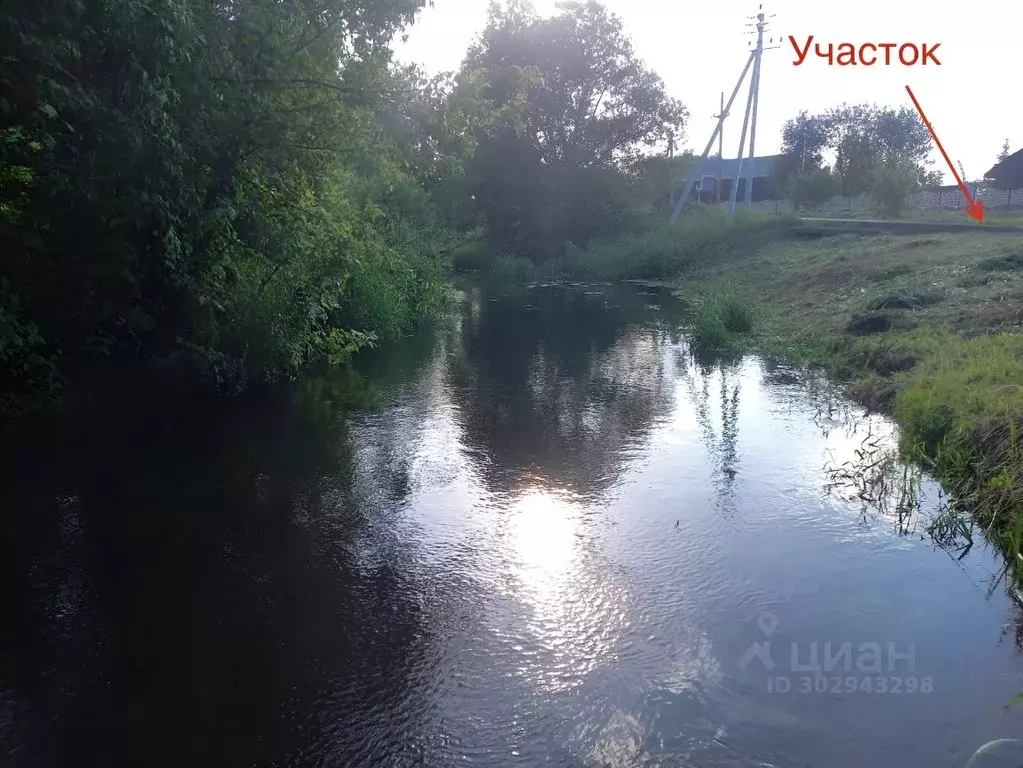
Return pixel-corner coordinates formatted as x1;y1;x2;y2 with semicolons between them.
506;487;581;590
447;282;684;497
2;278;1023;766
679;355;743;513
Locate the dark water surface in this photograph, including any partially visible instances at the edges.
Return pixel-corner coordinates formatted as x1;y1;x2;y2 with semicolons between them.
3;279;1023;767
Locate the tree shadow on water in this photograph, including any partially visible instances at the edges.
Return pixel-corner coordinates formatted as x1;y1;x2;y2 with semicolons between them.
0;373;435;767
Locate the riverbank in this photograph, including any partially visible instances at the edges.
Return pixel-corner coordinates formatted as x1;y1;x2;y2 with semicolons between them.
669;222;1023;574
458;212;1023;576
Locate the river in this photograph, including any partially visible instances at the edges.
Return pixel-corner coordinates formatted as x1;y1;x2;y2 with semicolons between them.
2;278;1022;767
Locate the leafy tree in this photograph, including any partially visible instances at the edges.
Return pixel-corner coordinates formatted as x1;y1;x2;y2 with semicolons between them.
456;0;687;257
777;103;937;202
870;159;920;218
778;111;831;177
628;152;695;215
826;104;884;199
782;169;840;212
0;0;454;409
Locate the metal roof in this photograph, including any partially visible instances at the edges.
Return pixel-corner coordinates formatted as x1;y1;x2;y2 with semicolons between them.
985;148;1023;190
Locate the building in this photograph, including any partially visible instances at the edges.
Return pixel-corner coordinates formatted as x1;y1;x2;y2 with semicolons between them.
983;149;1023;208
689;154;783;203
985;148;1023;189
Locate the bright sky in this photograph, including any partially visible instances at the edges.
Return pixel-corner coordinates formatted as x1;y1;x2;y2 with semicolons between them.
396;0;1023;184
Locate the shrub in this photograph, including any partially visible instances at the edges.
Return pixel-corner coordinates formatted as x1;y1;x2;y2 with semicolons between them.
557;208;796;281
870;162;920;218
451;241;491;272
0;279;58;415
688;285;756;349
784;169;841;212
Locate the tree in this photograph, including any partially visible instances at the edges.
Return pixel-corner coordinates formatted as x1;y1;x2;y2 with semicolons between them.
0;0;454;410
998;139;1012;163
777;103;937;203
782;169;840;212
827;104;884;199
456;0;687;256
778;111;831;176
870;159;920;218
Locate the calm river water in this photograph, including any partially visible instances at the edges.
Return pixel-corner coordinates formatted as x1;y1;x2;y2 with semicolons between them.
2;279;1023;767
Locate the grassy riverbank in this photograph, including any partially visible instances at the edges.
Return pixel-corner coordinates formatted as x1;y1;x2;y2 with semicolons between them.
456;208;1023;573
640;216;1023;573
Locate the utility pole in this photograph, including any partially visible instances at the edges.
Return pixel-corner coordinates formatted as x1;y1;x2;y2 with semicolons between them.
667;133;675;210
668;53;753;225
732;8;771;215
712;92;726;204
727;48;756;217
742;12;765;208
670;4;776;225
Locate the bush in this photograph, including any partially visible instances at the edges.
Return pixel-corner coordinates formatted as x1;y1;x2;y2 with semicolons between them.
688;284;756;349
488;253;541;283
0;279;58;415
558;208;796;280
870;162;920;218
451;241;491;272
785;169;841;212
0;0;452;409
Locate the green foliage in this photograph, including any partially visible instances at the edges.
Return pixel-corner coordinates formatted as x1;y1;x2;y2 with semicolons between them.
455;0;687;258
0;127;37;225
782;168;841;211
0;0;453;412
778;111;832;173
687;285;755;349
0;278;57;415
558;208;796;280
869;160;920;218
488;252;542;283
628;152;696;215
778;103;938;201
451;240;492;272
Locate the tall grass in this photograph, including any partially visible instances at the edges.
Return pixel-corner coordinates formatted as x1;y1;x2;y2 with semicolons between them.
450;240;491;272
840;328;1023;577
450;240;571;287
450;208;796;284
686;284;756;349
556;207;797;281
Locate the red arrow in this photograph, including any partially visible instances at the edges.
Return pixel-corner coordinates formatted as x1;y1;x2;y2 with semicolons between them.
905;85;984;222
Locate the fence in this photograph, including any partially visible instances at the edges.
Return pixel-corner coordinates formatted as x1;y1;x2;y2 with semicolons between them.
737;186;1023;215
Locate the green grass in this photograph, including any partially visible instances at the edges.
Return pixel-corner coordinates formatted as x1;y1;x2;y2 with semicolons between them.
650;225;1023;578
454;212;1023;577
800;208;1023;226
556;206;797;280
685;283;756;350
450;240;561;283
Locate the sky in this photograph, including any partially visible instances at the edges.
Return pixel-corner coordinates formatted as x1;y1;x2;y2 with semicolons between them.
394;0;1023;184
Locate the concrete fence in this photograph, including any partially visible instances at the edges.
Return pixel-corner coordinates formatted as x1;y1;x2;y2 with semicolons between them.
732;187;1023;215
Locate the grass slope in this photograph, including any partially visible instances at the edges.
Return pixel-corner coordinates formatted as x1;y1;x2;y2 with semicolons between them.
675;227;1023;571
454;210;1023;578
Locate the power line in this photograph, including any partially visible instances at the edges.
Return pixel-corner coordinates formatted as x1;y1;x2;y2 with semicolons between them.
669;4;778;224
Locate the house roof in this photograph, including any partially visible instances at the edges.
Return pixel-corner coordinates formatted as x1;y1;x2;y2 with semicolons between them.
985;148;1023;190
692;154;783;180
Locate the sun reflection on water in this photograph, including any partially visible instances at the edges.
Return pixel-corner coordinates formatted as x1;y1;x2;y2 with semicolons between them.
496;485;627;693
507;487;582;589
